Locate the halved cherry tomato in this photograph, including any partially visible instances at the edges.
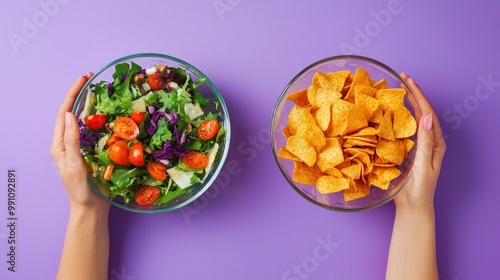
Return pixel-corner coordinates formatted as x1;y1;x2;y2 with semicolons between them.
147;72;165;91
84;114;107;130
105;134;122;148
135;185;161;206
147;162;167;181
113;117;139;141
182;151;209;169
197;120;220;140
108;140;130;165
102;164;114;181
130;111;146;124
128;142;144;167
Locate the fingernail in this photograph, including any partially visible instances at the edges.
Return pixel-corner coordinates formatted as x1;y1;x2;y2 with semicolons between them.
65;112;72;128
81;72;92;79
423;113;433;130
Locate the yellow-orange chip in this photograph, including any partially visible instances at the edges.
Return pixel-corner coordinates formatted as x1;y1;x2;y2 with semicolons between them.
316;175;350;194
280;67;417;202
344;68;372;102
341;164;362;180
375;88;406;113
313;103;332;131
341;105;368;136
403;138;415;153
293;161;319;186
307;72;343;107
352;127;379;136
373;166;401;183
376;139;405;165
277;147;301;161
288;105;316;134
354;85;377;98
343;137;378;148
393;105;417;138
344;147;375;156
286;135;317;166
316;138;344;172
282;125;292;138
343;134;378;144
377;110;395;141
296;122;326;152
368;108;383;123
372;79;388;90
343;180;370;202
355;92;380;120
286;89;310;107
327;99;354;136
324;167;343;177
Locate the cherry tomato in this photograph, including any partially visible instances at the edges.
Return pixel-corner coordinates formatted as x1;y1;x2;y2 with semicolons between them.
147;162;167;181
113;117;139;141
182;151;209;169
102;164;114;181
128;142;144;167
197;120;220;140
130;111;146;124
84;114;107;130
105;134;122;148
134;185;161;206
147;72;165;91
108;140;130;165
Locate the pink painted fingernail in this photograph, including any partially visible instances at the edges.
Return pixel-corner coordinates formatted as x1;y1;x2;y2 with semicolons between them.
423;113;433;130
65;112;71;127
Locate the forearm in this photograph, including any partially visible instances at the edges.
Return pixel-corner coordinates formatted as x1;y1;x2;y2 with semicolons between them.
57;206;110;280
386;207;438;280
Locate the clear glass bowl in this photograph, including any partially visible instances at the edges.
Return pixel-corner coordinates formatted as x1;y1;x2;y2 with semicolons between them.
271;55;421;212
72;53;231;213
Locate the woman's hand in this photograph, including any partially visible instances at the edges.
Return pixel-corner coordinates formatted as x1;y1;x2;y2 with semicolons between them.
394;73;446;212
50;73;110;212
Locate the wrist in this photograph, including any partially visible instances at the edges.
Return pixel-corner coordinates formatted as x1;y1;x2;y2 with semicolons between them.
395;204;435;221
69;203;110;221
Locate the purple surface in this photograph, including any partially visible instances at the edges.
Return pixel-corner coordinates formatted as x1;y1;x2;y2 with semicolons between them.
0;1;499;279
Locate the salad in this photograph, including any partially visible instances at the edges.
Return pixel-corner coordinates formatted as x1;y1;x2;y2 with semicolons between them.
78;61;225;207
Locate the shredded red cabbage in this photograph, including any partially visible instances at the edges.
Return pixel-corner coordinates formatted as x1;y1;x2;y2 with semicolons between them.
107;83;115;96
78;120;102;148
147;106;179;136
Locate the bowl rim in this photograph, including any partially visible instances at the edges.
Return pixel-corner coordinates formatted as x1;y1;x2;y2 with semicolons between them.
270;54;421;212
72;52;231;213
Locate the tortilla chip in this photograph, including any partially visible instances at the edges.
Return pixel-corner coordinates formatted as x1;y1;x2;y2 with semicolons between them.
316;138;344;172
393;105;417;138
377;110;395;141
341;105;368;136
313;102;332;131
317;175;350;194
287;89;310;107
288;105;316;134
293;161;319;186
375;88;406;113
286;135;317;166
296;122;326;152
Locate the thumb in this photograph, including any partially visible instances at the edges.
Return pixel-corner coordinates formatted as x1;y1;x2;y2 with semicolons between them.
414;113;434;171
63;112;84;170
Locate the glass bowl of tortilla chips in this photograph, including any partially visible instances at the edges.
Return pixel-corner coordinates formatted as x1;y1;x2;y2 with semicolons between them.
271;55;421;211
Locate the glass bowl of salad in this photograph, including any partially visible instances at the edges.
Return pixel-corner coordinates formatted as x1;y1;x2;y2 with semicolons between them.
72;53;230;213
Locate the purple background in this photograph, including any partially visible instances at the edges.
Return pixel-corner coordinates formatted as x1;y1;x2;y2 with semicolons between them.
0;1;499;279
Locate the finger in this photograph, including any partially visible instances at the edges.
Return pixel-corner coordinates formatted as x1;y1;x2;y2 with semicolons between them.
405;77;446;162
51;73;92;156
414;113;434;171
63;112;85;171
399;73;421;120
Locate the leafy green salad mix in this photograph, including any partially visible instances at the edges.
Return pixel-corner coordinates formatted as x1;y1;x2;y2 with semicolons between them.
78;61;225;207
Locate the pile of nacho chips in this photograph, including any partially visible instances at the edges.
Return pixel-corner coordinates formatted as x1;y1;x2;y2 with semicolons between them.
278;67;416;202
